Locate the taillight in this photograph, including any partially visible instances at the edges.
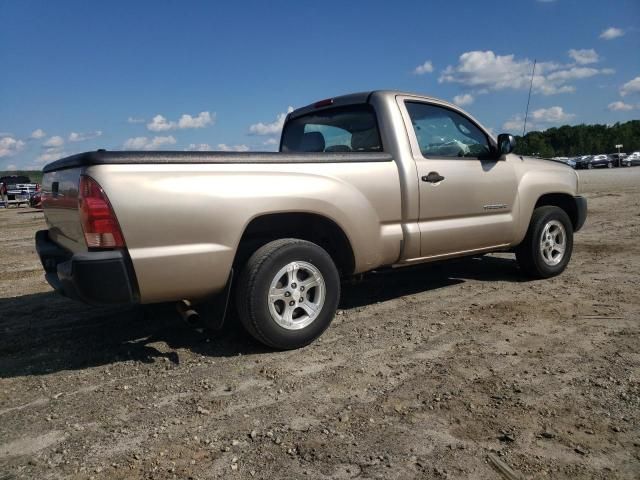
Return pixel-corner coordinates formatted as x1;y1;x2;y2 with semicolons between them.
78;176;125;248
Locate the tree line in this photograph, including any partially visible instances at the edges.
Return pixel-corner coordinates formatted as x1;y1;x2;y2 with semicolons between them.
513;120;640;158
0;170;43;183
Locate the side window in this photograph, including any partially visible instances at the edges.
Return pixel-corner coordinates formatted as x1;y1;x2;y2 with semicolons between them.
405;102;491;159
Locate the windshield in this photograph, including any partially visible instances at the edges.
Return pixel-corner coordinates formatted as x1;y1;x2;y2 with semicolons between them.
281;105;382;153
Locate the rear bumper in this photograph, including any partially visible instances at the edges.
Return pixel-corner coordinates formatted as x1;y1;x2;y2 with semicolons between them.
573;196;587;232
35;230;138;305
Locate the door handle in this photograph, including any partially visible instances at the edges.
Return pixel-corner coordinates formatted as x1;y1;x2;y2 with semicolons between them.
422;171;445;183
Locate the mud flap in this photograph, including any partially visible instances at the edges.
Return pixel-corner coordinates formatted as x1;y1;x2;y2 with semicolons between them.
199;269;234;331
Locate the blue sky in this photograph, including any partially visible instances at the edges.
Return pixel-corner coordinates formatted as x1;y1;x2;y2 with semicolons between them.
1;0;639;169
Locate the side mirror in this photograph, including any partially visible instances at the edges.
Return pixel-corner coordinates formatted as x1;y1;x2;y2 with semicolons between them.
497;133;516;156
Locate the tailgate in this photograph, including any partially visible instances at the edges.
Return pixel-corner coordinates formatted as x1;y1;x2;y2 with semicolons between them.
42;168;86;253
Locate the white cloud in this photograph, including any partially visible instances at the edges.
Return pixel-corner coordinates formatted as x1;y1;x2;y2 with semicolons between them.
127;117;145;124
69;130;102;142
608;101;634;111
43;135;64;148
249;107;294;136
530;106;575;123
453;94;474;106
439;50;613;96
0;136;26;158
502;106;575;132
147;111;214;131
568;48;599;65
263;138;279;146
600;27;624;40
4;164;18;171
546;66;613;82
146;115;173;132
440;51;553;92
413;60;434;75
217;144;250;152
123;136;176;150
37;151;67;163
502;117;526;132
178;112;214;129
38;135;67;162
30;128;46;139
186;143;212;151
620;76;640;97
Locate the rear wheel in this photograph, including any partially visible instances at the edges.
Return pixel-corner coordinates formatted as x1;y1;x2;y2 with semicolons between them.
587;163;594;169
236;239;340;349
607;162;613;168
516;206;573;279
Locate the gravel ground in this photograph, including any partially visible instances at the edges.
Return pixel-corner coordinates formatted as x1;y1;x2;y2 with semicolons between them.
1;168;639;479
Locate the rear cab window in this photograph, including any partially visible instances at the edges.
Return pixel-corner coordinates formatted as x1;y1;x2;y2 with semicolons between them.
281;105;383;153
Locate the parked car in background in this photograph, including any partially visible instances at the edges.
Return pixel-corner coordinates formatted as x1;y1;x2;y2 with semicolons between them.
574;155;592;169
622;152;640;167
588;154;615;169
609;153;626;167
0;175;39;206
30;191;42;209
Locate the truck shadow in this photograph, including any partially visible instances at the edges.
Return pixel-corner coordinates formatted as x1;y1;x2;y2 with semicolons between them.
0;255;522;378
339;254;520;309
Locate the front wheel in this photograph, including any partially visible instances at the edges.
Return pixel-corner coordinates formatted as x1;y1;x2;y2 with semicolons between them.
516;206;573;279
607;162;613;168
587;163;594;169
236;239;340;349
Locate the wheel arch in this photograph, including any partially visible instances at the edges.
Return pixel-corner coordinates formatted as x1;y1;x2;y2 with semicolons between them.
234;212;356;276
534;193;580;230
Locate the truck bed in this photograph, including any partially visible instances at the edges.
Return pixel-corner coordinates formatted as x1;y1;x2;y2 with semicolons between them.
41;149;403;303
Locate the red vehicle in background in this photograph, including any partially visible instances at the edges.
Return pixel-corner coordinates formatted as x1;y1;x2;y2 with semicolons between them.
30;188;42;209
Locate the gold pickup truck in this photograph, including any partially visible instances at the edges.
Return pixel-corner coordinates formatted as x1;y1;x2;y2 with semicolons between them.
36;91;587;349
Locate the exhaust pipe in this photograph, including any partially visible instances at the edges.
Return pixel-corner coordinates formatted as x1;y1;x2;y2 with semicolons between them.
176;300;200;325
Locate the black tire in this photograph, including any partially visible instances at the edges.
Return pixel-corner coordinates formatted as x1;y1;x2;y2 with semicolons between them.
515;206;573;279
607;162;613;168
236;239;340;350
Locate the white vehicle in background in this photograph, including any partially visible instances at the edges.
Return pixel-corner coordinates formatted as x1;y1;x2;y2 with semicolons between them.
622;152;640;167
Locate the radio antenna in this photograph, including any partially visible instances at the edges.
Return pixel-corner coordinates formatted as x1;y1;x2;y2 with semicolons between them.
522;59;537;138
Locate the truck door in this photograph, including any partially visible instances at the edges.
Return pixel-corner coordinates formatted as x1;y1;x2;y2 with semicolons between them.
399;99;518;258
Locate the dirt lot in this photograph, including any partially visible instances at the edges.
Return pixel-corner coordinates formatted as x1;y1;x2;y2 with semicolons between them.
1;168;639;479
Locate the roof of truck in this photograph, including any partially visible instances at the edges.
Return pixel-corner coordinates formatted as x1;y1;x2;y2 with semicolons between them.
289;90;465;120
288;90;493;141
